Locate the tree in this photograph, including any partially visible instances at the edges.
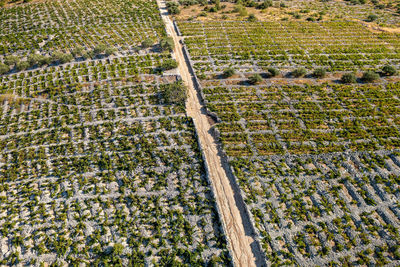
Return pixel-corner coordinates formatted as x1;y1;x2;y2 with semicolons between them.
248;14;257;22
382;65;397;76
166;1;180;14
60;53;73;64
104;47;116;56
223;67;235;78
141;38;154;48
160;59;178;70
267;67;279;77
16;61;30;71
4;55;20;66
27;54;43;67
160;81;187;105
38;56;51;66
362;71;379;82
93;44;108;55
52;51;73;64
313;68;326;78
160;37;174;51
367;14;378;22
341;73;357;84
258;0;273;9
0;63;9;75
234;4;247;16
249;73;263;84
71;46;84;57
292;67;307;77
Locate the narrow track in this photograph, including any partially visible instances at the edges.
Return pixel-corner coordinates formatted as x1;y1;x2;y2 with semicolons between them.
155;1;259;266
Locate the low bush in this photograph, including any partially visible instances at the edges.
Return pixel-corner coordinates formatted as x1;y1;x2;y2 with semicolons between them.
341;73;357;83
160;37;174;52
313;68;326;78
267;67;280;77
0;63;9;75
160;81;187;105
362;71;379;82
382;65;397;76
249;74;263;84
142;38;154;48
223;67;235;78
160;59;178;70
292;68;307;77
16;61;30;71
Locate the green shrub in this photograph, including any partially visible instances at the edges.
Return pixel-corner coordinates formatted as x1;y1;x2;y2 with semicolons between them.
160;81;187;105
267;67;280;77
27;54;43;67
4;55;20;66
166;1;180;14
0;63;9;75
249;73;263;84
104;47;116;56
38;55;51;66
223;67;235;78
292;68;307;77
312;68;326;78
382;65;397;76
71;46;84;57
52;51;73;64
160;59;178;70
258;0;273;9
16;61;30;71
234;4;247;16
93;44;108;55
362;71;379;82
141;38;154;48
160;37;174;51
248;14;257;22
341;73;357;83
367;14;378;22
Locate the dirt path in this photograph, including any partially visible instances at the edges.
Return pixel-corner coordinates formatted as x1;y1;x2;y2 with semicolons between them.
155;1;260;266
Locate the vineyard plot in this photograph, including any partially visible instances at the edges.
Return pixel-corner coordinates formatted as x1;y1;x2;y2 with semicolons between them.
0;70;231;265
178;21;400;72
0;0;231;265
178;20;400;265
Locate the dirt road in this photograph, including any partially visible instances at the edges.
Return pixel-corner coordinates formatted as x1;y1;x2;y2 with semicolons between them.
155;1;259;266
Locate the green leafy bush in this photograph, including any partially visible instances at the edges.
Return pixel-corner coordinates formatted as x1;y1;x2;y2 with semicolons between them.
367;14;378;22
141;38;154;48
160;59;178;70
248;14;257;22
341;73;357;83
4;55;19;66
223;67;235;78
292;68;307;77
382;65;397;76
160;37;174;51
312;68;326;78
267;67;280;77
249;73;263;84
160;81;187;105
362;71;379;82
166;1;180;14
0;63;9;75
16;61;30;71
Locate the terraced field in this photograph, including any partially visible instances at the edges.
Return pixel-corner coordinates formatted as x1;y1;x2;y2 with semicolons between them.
2;0;400;266
179;20;400;73
0;0;231;265
177;20;400;265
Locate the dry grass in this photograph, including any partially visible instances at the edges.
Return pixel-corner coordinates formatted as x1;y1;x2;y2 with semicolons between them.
175;2;328;22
